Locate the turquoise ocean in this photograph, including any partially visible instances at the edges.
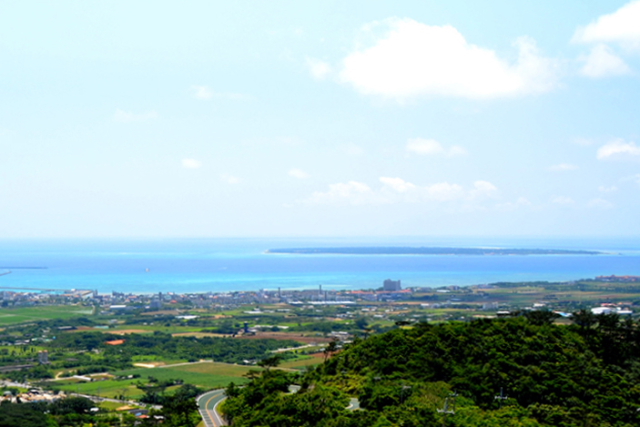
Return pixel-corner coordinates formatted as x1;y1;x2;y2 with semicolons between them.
0;237;639;294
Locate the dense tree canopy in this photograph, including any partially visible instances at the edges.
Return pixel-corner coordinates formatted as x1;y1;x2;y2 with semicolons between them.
223;314;640;427
47;331;300;365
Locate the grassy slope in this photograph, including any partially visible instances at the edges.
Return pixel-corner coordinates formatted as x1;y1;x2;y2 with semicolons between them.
53;362;255;398
0;306;92;325
115;362;254;389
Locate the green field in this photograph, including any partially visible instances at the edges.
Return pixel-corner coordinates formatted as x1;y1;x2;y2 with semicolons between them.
106;324;205;334
54;378;145;400
52;362;255;399
0;306;92;325
99;400;132;411
279;356;322;370
131;355;186;365
115;362;254;389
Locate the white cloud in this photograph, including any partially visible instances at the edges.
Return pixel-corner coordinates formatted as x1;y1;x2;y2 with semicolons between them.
380;177;417;193
425;182;465;201
288;168;310;179
306;57;332;80
448;146;469;157
269;137;303;146
379;177;467;201
623;174;640;186
496;197;533;211
580;44;631;78
573;1;640;50
306;181;378;205
339;18;558;100
551;196;575;205
113;109;158;123
588;198;614;209
306;177;496;205
220;174;241;184
597;139;640;159
470;180;498;199
181;158;202;169
598;185;618;193
192;85;214;100
406;138;467;157
406;138;443;155
549;163;579;171
573;137;595;146
191;85;248;100
342;144;365;156
243;136;304;147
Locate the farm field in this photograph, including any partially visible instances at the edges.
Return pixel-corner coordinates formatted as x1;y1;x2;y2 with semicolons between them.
87;325;206;335
0;306;92;325
171;332;225;338
52;362;255;398
131;355;186;366
278;354;324;370
237;331;333;344
99;400;131;411
53;378;145;400
115;361;255;389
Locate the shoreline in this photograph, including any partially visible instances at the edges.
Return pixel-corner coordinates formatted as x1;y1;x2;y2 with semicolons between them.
266;247;604;256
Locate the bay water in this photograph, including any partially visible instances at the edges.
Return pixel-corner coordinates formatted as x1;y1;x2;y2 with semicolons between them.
0;237;638;295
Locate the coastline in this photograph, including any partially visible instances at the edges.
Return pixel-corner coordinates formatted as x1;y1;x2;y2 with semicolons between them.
265;247;604;256
0;238;638;295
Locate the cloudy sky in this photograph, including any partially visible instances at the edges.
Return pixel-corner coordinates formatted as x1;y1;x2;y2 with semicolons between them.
1;1;639;238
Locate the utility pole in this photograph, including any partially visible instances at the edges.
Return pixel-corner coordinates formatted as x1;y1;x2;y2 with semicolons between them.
494;388;508;408
438;392;457;426
438;392;457;414
400;385;412;404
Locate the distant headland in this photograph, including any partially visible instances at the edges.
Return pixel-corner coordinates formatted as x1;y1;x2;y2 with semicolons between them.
266;247;603;256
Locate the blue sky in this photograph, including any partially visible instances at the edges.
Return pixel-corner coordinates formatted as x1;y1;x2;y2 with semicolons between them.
1;1;639;238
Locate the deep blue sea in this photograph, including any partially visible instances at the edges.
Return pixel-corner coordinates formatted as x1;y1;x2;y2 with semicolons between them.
0;237;639;294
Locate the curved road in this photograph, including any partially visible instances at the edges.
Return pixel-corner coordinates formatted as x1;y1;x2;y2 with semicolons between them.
198;389;227;427
197;385;359;427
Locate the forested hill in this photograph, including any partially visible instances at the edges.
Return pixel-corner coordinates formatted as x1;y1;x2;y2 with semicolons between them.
222;313;640;427
266;247;602;255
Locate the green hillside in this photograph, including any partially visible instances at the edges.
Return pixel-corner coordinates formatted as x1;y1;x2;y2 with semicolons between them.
222;312;640;426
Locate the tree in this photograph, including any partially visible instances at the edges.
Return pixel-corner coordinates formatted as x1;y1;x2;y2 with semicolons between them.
571;309;597;330
524;309;559;326
355;317;369;330
324;339;338;362
49;396;94;415
162;385;200;427
226;381;240;398
0;401;49;427
257;354;282;370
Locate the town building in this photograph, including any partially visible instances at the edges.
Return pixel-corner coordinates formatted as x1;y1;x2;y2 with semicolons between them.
383;279;402;291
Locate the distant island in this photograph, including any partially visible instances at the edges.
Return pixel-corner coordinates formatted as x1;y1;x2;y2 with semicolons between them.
266;247;603;255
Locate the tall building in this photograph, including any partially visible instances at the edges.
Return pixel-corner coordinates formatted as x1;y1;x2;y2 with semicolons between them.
383;279;402;291
150;292;163;310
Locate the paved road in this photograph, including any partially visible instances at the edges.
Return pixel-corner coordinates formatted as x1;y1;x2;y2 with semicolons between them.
197;389;227;427
348;397;360;410
158;359;213;368
290;384;359;409
70;393;162;409
196;384;360;427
